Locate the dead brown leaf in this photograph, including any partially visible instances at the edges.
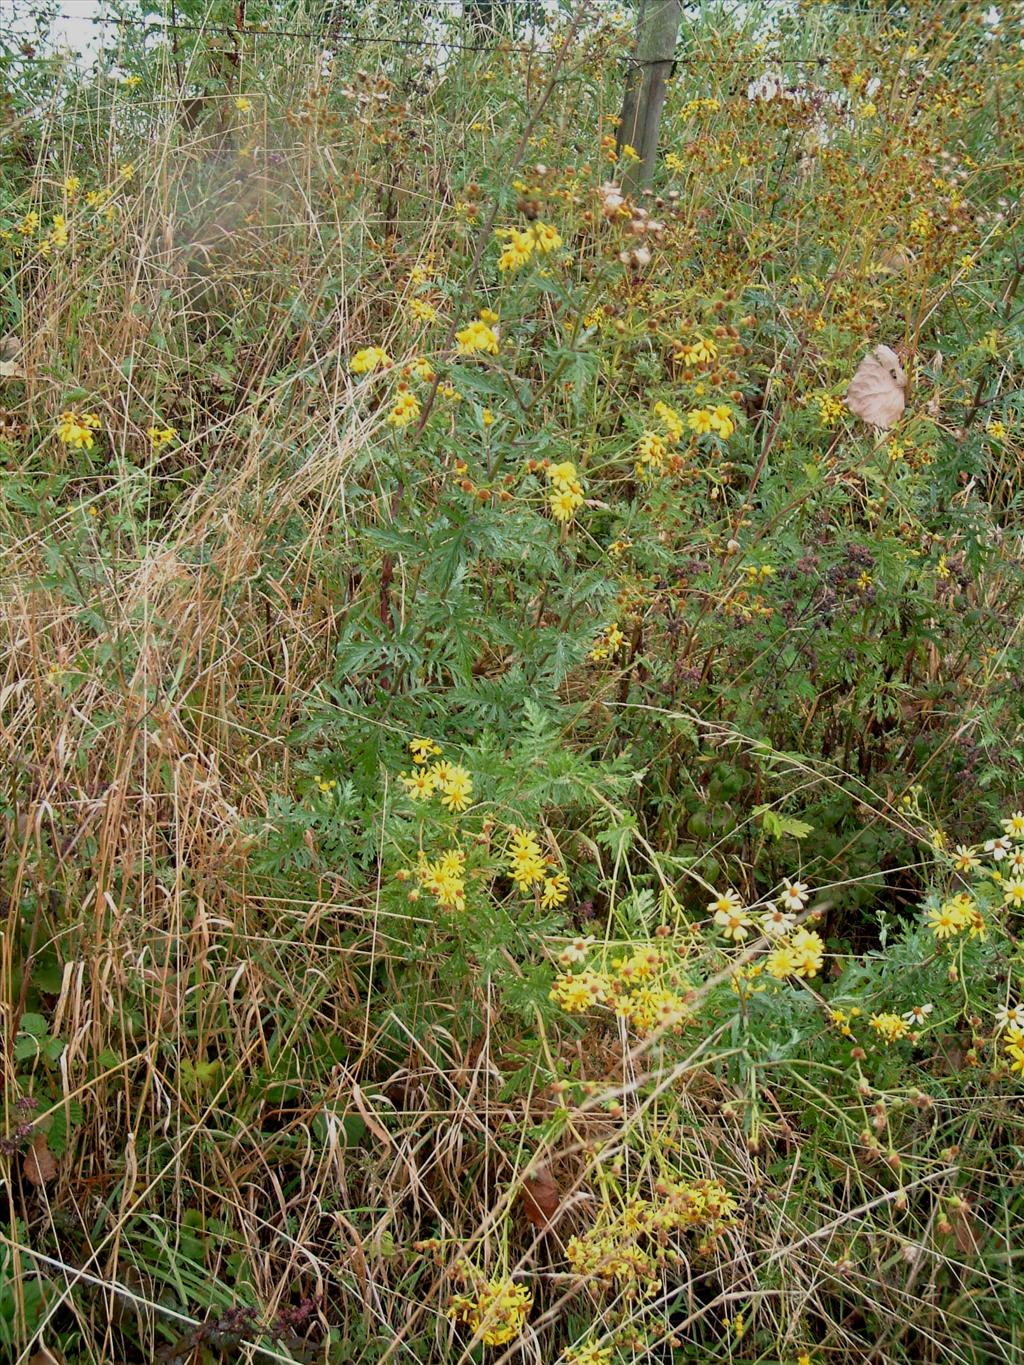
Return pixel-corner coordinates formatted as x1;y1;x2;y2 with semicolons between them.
521;1165;560;1230
23;1131;57;1186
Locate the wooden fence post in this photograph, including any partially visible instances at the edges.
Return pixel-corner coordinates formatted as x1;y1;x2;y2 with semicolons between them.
617;0;682;194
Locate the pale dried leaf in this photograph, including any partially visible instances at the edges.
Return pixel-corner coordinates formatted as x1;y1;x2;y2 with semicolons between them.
29;1348;66;1365
23;1131;57;1186
0;359;25;379
846;344;906;429
872;245;915;276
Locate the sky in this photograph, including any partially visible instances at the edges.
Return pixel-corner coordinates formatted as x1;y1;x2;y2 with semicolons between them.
15;0;111;61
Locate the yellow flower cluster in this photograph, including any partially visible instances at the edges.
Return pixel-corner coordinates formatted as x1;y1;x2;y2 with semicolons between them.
350;345;391;374
542;872;570;909
561;1342;612;1365
1005;1025;1024;1075
550;968;610;1012
399;739;473;813
508;828;546;890
416;847;466;912
387;389;421;428
409;736;442;764
57;410;102;449
550;944;690;1036
566;1177;736;1296
546;460;585;522
687;405;735;439
409;297;436;323
449;1277;532;1346
148;425;177;448
495;221;564;272
818;394;845;428
677;336;718;366
589;622;625;661
455;317;499;356
635;430;668;477
653;399;684;444
926;893;983;940
496;226;534;272
764;928;825;980
869;1012;910;1044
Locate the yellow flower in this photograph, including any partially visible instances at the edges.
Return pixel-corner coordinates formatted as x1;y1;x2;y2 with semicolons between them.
635;430;668;475
509;828;546;891
530;221;563;253
400;768;437;801
479;307;499;324
653;400;684;444
550;969;610;1012
121;74;142;89
387;390;421;428
148;425;177;448
235;96;252;112
17;211;39;236
496;226;534;272
455;320;499;356
952;844;980;872
417;847;466;911
707;404;735;439
789;928;824;978
64;175;80;199
438;764;473;813
620;143;641;162
926;897;973;940
409;297;437;324
409;736;442;764
119;162;135;181
678;337;718;366
57;410;101;449
765;943;799;979
449;1278;532;1347
542;873;570;909
350;345;391;374
549;488;583;522
48;214;69;249
561;1342;612;1365
687;407;715;435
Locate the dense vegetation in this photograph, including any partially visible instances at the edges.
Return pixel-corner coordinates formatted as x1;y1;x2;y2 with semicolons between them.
2;1;1023;1361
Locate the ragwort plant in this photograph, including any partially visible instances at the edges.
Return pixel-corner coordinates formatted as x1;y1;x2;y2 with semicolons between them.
1;0;1024;1361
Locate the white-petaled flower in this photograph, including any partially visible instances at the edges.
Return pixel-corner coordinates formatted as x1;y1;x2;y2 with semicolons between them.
1008;847;1024;873
952;844;981;872
558;935;593;967
714;906;753;941
779;878;810;912
708;888;743;916
903;1003;934;1025
995;1004;1023;1031
760;903;796;937
1001;810;1024;838
984;835;1013;861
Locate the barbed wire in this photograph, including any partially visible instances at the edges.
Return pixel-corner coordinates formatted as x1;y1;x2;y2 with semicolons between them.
35;6;839;67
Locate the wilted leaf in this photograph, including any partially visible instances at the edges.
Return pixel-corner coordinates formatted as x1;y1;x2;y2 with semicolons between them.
23;1131;57;1186
871;245;915;276
846;344;906;429
521;1165;560;1229
29;1348;66;1365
